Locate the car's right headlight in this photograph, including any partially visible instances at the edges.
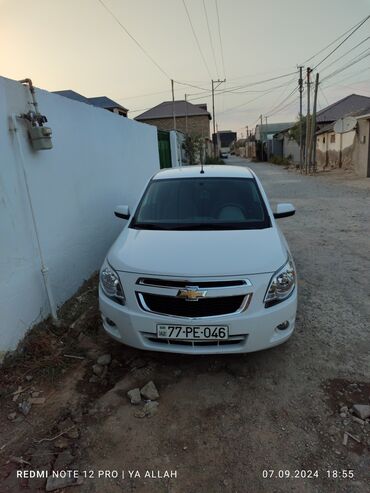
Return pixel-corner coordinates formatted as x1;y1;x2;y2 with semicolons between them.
264;257;296;308
100;260;125;305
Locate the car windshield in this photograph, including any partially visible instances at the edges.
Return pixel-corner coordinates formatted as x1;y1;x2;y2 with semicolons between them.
130;177;271;230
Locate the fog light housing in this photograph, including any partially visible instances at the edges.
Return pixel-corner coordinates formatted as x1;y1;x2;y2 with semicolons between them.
276;321;289;331
105;317;116;327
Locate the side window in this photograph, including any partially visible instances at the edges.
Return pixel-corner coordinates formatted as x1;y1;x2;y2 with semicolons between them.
330;134;335;143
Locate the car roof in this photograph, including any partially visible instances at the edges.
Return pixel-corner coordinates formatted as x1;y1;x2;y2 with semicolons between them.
153;165;255;180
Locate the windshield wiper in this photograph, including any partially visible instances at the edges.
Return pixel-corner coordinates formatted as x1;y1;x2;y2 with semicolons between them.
131;223;173;230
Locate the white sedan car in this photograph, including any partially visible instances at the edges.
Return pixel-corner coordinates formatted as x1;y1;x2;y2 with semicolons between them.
99;165;297;354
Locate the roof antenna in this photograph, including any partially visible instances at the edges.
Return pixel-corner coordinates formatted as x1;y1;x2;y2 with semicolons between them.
200;162;204;174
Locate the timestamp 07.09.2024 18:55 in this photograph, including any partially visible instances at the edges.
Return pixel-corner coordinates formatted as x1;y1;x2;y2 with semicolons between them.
262;469;355;480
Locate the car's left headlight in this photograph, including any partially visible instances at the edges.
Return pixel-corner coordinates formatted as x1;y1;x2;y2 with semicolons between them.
264;257;296;308
100;260;126;305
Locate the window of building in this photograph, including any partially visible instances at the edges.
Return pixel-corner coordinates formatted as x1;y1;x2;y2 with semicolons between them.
330;134;335;143
323;137;326;144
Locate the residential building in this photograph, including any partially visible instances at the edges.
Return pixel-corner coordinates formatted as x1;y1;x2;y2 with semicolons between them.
53;90;128;116
135;100;211;138
272;125;301;164
255;122;293;160
315;94;370;174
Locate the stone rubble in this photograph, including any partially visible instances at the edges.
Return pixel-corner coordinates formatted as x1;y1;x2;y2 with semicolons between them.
352;404;370;420
97;354;112;366
127;388;141;405
140;381;159;401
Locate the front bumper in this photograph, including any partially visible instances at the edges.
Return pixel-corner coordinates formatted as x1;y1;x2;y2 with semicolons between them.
99;273;297;355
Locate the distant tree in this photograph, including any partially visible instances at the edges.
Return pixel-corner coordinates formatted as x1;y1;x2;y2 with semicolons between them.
183;135;202;164
289;116;307;144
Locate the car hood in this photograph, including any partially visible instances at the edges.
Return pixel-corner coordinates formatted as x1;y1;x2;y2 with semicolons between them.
108;227;288;277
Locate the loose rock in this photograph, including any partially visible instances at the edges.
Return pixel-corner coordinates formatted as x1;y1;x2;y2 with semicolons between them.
7;412;17;421
134;410;146;419
18;400;31;416
352;404;370;420
351;415;365;426
127;388;141;405
54;437;69;450
97;354;111;366
89;376;100;383
29;397;46;405
92;364;104;376
143;401;159;417
140;381;159;401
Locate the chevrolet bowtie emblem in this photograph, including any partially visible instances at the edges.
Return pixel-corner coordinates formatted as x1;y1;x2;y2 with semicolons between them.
177;286;207;301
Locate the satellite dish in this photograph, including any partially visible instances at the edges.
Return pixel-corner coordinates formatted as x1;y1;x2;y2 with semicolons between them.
333;116;357;134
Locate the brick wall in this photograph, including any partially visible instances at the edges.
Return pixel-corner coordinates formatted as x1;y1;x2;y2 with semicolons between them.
138;115;210;138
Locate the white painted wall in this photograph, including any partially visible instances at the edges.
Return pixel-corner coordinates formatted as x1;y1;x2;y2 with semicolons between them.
0;76;159;353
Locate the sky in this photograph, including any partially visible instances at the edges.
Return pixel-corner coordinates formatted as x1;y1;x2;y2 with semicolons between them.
1;0;369;137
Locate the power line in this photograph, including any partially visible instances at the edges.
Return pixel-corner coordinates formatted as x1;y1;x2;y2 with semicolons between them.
323;66;370;89
174;80;210;92
222;71;298;92
267;95;300;118
265;86;299;117
202;0;219;77
312;15;370;70
218;82;293;115
97;0;170;79
301;14;370;65
319;85;330;106
215;0;226;78
182;0;212;78
321;49;370;82
320;41;370;74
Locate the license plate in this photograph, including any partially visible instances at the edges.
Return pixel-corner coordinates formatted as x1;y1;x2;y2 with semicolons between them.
157;324;229;340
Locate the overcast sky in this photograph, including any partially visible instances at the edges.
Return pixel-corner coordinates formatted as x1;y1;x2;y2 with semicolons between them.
1;0;369;136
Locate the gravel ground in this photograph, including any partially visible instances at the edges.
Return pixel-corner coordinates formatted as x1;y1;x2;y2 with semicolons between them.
0;158;369;493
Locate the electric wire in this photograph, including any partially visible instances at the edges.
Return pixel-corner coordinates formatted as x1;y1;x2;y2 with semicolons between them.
202;0;219;77
321;49;370;82
301;14;370;65
312;15;370;70
97;0;170;79
320;40;370;74
182;0;212;78
215;0;226;78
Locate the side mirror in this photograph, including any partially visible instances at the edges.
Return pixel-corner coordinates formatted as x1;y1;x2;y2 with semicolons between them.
274;203;295;219
114;205;130;220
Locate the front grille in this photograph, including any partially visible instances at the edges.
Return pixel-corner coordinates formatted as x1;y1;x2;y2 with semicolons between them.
137;278;246;288
138;293;246;317
143;334;247;347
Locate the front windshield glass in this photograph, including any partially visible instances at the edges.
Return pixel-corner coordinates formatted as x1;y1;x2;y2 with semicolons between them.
130;177;271;230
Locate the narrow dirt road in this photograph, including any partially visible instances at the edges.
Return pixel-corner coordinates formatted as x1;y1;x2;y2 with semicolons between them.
1;158;369;493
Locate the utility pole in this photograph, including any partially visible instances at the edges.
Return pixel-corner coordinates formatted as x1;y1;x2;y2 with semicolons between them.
171;79;176;130
265;116;269;161
298;66;304;172
184;93;188;134
310;72;319;173
260;114;263;161
304;67;312;173
211;78;226;157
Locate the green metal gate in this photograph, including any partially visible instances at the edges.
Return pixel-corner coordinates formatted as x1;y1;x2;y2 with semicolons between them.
158;130;172;169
